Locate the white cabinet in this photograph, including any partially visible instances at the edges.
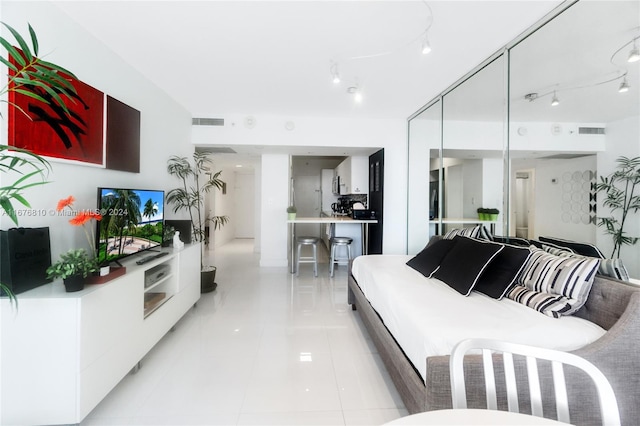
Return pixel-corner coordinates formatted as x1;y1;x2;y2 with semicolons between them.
0;244;201;426
336;156;369;195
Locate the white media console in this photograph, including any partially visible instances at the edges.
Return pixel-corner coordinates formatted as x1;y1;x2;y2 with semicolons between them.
0;243;201;425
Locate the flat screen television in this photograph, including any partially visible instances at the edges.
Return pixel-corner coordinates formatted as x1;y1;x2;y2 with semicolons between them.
96;187;164;264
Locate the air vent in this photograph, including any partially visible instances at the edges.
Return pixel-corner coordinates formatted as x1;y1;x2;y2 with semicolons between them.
578;127;605;135
542;153;593;160
192;117;224;126
196;147;237;154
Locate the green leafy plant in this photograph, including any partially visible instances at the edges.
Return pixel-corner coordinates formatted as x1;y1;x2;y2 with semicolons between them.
166;152;229;266
1;21;78;225
46;248;98;280
287;205;297;213
1;22;79;303
596;156;640;259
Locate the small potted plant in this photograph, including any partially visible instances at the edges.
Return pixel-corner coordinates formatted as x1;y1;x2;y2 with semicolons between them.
162;225;176;247
287;205;297;220
487;208;500;221
46;249;98;292
477;207;488;221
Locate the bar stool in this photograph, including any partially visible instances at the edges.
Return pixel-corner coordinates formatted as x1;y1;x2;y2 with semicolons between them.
296;236;319;277
330;236;353;277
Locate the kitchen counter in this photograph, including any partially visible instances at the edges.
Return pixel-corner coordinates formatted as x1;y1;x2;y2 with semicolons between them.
288;214;378;274
287;215;377;224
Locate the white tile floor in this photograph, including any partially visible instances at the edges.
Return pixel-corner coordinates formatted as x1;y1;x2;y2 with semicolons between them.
82;239;408;425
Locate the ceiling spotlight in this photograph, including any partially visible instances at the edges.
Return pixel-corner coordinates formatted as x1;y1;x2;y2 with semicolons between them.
628;41;640;63
524;93;538;102
330;62;340;84
551;91;559;106
619;77;630;93
421;35;432;55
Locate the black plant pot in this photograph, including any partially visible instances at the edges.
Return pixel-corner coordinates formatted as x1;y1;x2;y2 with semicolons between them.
63;274;85;293
201;267;217;293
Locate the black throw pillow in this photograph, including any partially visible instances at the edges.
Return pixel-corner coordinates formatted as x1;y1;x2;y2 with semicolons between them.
474;244;532;299
539;236;605;259
406;238;457;278
432;236;504;296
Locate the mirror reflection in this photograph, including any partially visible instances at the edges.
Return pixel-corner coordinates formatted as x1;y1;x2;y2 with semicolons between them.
509;1;640;276
407;101;441;254
441;56;505;236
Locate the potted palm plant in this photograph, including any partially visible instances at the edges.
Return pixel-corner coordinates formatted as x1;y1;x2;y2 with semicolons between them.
1;22;79;304
166;152;229;293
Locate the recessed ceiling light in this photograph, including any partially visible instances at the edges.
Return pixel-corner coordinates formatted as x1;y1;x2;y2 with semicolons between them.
235;164;243;168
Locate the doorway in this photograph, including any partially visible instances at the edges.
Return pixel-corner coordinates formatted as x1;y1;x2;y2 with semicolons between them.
514;169;535;239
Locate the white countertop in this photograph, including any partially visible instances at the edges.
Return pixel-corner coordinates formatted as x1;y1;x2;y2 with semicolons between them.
288;216;377;224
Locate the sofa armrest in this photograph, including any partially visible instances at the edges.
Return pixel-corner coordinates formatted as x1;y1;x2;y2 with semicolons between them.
425;293;640;425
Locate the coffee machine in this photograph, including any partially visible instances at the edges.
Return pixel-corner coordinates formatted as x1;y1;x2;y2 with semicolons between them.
331;197;353;216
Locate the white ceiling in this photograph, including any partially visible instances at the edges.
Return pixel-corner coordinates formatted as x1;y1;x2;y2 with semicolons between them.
52;0;563;120
51;0;568;169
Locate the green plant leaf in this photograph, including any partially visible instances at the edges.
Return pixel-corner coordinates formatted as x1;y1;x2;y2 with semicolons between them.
12;88;49;104
0;56;18;72
1;22;32;61
36;59;77;79
0;36;25;67
32;65;75;92
27;23;38;56
0;197;18;225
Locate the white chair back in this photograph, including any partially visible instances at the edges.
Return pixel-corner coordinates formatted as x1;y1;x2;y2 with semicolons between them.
450;338;620;426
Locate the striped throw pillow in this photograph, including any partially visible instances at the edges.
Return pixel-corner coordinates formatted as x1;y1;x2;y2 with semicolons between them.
598;258;630;281
443;225;492;241
552;250;630;282
507;285;575;318
508;248;600;317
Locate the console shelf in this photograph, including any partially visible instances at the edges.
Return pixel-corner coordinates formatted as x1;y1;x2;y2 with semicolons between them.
1;243;201;426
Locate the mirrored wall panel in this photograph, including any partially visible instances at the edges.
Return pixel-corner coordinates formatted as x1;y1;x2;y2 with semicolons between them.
407;101;441;254
442;56;505;236
407;1;639;277
509;1;639;275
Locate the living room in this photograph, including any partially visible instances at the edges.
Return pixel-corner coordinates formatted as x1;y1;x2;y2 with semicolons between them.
1;1;638;425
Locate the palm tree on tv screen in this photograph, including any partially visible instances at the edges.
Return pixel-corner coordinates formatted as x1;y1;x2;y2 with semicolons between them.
102;190;141;256
142;198;158;222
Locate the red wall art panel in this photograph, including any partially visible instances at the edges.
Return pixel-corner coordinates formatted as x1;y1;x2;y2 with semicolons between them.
8;53;105;166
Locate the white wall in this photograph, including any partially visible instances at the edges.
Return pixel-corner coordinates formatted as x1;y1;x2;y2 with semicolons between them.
511;155;598;243
234;172;256;239
259;154;289;267
482;158;504;235
194;115;408;262
1;2;193;261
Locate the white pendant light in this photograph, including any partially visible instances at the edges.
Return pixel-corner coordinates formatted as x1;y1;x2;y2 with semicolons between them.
330;62;340;84
619;77;630;93
628;41;640;63
421;35;432;55
551;91;559;106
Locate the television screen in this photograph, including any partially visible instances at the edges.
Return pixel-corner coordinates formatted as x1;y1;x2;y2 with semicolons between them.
96;188;164;264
